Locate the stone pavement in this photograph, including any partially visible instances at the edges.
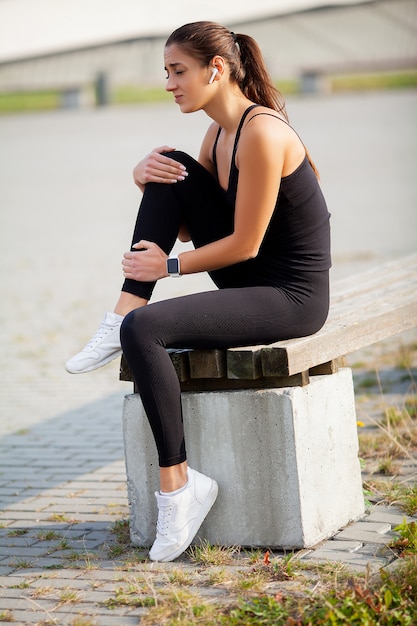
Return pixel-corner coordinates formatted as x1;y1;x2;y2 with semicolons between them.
0;90;416;623
0;330;416;625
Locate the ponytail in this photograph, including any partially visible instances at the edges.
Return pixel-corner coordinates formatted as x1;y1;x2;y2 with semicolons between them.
235;33;319;178
233;33;288;121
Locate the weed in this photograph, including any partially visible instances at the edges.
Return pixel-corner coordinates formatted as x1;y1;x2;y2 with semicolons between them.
70;618;97;626
107;543;126;557
168;569;192;585
120;550;148;567
7;528;28;537
206;568;228;585
108;517;132;557
46;512;80;524
235;568;269;593
30;585;53;598
0;610;13;622
36;529;62;541
111;517;131;545
10;580;30;588
10;558;32;569
303;559;357;587
227;595;291;624
365;481;417;515
246;548;264;564
57;538;71;550
188;540;239;566
377;457;400;476
140;588;216;625
103;585;155;608
64;549;96;569
390;519;417;556
405;396;417;419
383;406;408;427
271;553;299;580
59;588;81;604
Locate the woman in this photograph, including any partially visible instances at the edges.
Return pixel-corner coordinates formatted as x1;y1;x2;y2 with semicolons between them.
66;21;331;562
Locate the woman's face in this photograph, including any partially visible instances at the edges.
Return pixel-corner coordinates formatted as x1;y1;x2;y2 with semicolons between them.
164;44;213;113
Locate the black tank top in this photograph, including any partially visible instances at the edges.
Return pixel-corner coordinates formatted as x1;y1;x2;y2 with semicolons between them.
212;105;331;284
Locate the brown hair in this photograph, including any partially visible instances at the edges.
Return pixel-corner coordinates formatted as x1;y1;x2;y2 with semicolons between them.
166;21;319;177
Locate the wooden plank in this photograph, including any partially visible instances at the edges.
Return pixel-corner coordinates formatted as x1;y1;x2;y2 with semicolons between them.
262;298;417;376
330;253;417;301
170;350;191;382
119;355;132;382
309;360;340;376
180;370;309;392
188;349;226;379
227;345;264;379
120;349;191;383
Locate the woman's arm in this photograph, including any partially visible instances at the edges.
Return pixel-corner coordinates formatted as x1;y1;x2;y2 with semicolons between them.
123;116;303;281
178;115;291;274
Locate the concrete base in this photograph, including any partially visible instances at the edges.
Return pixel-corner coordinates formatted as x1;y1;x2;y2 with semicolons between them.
122;368;365;549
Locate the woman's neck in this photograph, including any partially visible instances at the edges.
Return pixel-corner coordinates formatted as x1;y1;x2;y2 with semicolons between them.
204;92;254;134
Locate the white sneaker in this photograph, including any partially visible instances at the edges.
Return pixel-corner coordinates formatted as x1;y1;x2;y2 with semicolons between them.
65;312;123;374
149;467;218;562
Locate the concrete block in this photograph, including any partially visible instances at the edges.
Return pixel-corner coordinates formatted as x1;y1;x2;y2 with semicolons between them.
123;368;364;548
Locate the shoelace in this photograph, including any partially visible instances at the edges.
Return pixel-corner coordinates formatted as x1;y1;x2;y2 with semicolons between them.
85;321;115;349
156;502;174;536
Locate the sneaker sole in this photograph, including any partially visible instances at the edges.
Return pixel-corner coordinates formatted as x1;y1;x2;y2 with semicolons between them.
65;348;123;374
150;479;219;562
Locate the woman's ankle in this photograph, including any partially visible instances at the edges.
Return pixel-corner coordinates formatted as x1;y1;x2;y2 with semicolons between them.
159;462;188;493
114;292;148;316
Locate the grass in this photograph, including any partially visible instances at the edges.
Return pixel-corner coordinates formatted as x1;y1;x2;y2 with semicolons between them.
0;89;61;113
1;70;416;114
364;481;417;516
117;554;417;625
188;540;239;566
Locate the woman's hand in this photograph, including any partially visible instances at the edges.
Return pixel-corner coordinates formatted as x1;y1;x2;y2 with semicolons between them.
133;146;188;190
122;240;168;282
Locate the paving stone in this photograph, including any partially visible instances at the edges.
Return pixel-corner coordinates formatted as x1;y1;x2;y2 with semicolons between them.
334;528;395;544
307;540;363;553
304;549;389;569
367;509;415;525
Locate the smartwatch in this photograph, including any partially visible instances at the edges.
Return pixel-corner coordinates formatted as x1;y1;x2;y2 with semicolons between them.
167;255;181;277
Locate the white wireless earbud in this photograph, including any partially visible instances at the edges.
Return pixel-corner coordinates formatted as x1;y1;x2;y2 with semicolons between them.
208;67;218;84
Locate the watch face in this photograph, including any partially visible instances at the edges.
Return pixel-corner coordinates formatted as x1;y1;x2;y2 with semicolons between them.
167;258;179;274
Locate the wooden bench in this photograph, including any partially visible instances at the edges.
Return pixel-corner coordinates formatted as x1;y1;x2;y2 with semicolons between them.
120;253;417;549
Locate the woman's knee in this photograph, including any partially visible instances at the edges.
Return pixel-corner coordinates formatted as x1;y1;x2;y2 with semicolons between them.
162;151;209;178
120;306;161;352
120;308;146;351
162;150;193;167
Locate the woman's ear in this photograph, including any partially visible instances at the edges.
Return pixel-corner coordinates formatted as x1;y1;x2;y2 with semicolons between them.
208;55;225;83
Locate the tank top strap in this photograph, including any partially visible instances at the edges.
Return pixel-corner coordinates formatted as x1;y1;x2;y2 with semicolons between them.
212;126;222;180
231;104;261;163
212;104;261;182
226;104;261;199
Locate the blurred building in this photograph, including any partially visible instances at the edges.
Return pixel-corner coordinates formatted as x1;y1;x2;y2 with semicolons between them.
0;0;415;101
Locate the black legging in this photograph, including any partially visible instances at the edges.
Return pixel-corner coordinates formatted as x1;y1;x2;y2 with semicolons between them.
120;152;329;467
